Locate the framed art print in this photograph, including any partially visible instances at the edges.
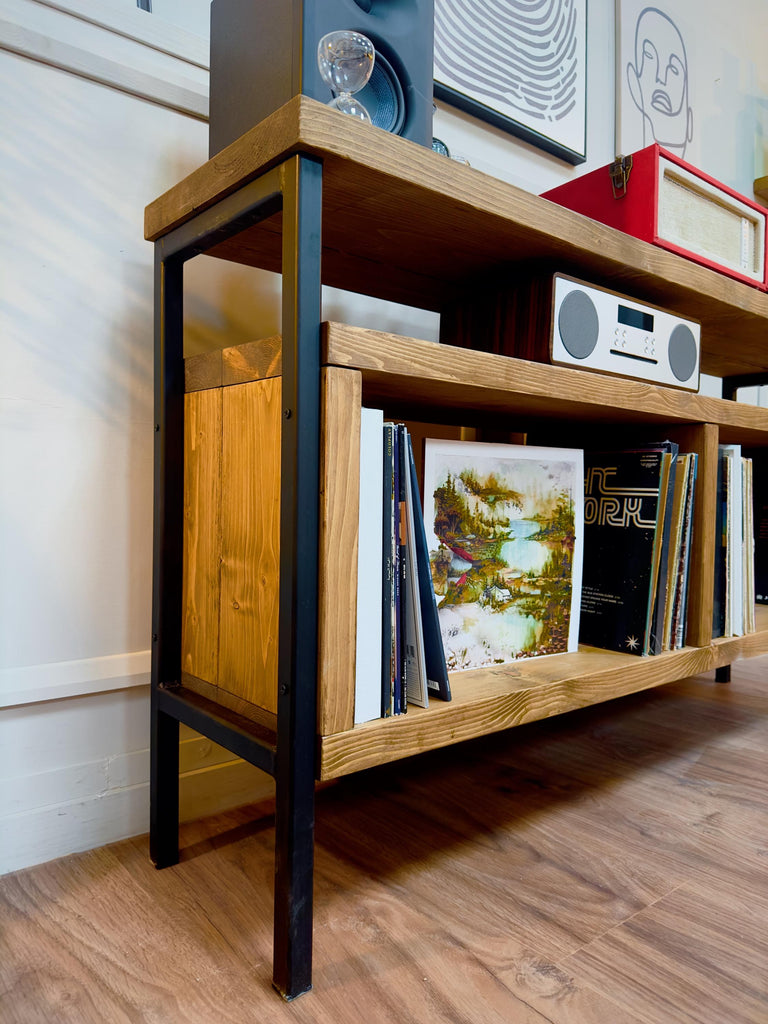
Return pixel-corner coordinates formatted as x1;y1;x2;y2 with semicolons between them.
422;439;584;671
433;0;588;164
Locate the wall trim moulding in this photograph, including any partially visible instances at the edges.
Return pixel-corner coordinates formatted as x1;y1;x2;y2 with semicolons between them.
0;651;151;708
35;0;209;68
1;0;208;120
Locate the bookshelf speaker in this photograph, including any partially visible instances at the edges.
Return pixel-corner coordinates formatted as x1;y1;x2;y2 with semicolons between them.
208;0;435;157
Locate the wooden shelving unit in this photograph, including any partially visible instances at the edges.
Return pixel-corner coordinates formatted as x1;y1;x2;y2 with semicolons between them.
146;96;768;998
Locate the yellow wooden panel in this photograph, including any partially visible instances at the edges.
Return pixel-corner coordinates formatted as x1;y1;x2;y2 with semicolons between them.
674;423;718;648
182;389;222;684
219;378;281;713
317;367;362;736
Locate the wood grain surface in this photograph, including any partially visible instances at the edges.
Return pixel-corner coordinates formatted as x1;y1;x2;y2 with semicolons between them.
323;323;768;443
317;368;361;737
318;645;716;780
673;422;718;648
185;335;282;393
145;97;768;378
179;331;768;768
182;389;222;684
218;378;281;713
3;658;767;1023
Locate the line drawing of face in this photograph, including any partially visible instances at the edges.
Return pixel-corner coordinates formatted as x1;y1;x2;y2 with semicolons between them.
627;6;693;155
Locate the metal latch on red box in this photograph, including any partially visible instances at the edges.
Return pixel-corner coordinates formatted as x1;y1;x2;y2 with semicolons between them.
609;155;633;198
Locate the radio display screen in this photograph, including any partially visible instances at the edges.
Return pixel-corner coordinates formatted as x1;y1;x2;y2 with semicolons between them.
618;304;654;331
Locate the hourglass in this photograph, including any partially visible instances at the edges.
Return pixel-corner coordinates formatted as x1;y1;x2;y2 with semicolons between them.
317;30;375;123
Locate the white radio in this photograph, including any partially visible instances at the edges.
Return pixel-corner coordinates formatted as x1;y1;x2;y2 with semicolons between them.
441;272;701;392
551;275;701;390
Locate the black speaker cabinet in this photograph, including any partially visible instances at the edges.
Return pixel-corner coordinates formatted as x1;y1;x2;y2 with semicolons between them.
208;0;435;157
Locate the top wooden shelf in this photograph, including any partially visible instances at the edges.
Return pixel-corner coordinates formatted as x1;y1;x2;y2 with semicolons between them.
145;96;768;380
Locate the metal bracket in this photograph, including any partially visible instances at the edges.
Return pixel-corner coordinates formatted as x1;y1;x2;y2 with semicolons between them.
610;154;633;199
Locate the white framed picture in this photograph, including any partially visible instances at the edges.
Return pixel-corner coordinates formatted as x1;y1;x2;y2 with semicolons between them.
433;0;588;164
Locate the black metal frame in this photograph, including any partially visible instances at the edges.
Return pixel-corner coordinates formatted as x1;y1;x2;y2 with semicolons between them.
150;155;323;999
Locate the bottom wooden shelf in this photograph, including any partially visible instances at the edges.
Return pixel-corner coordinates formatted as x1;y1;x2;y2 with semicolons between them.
712;604;768;666
318;605;768;781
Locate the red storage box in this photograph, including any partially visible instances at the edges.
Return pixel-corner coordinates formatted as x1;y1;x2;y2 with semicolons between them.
542;144;767;290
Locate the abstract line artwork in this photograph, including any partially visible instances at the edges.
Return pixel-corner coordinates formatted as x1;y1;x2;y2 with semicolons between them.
616;3;694;159
434;0;587;163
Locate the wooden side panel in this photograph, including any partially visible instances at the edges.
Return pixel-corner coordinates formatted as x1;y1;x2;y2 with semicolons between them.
185;335;282;393
222;336;282;385
676;422;719;647
185;350;223;393
219;378;281;713
182;389;222;684
318;368;362;737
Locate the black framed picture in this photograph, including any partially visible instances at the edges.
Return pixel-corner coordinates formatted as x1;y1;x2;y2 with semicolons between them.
433;0;588;165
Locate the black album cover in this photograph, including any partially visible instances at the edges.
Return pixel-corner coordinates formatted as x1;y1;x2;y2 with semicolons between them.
580;448;666;655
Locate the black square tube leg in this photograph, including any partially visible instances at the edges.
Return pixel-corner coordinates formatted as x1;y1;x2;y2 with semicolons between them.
272;154;323;1000
150;699;180;867
150;248;185;867
715;665;731;683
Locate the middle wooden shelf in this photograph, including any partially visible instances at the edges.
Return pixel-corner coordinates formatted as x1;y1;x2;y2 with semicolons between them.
181;325;768;783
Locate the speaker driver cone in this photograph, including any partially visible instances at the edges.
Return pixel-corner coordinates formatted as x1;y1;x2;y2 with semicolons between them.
358;50;405;135
557;290;599;359
668;324;698;382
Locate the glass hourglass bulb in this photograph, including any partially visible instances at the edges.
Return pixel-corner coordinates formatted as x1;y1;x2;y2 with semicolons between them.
317;30;375;123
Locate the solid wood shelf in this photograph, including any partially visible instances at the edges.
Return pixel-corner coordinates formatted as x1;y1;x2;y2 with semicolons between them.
146;96;768;381
319;607;768;781
318;645;710;780
712;605;768;665
187;326;768;442
322;323;768;444
181;329;768;774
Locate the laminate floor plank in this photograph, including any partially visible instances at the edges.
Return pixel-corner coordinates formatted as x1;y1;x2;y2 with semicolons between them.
317;770;685;967
561;878;768;1024
1;662;767;1023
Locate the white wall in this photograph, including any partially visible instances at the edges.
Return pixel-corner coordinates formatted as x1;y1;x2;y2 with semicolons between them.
1;0;765;875
0;0;272;876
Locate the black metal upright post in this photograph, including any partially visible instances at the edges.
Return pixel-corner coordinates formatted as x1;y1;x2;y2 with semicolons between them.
272;154;324;1000
148;156;323;995
150;246;185;867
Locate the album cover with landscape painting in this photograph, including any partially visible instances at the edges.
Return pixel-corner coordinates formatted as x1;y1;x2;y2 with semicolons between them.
422;440;584;671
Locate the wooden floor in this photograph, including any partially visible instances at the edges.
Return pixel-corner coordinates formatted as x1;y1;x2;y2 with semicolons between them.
2;659;768;1024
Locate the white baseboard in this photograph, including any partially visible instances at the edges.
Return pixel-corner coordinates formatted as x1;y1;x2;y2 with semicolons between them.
1;782;150;876
1;748;274;876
